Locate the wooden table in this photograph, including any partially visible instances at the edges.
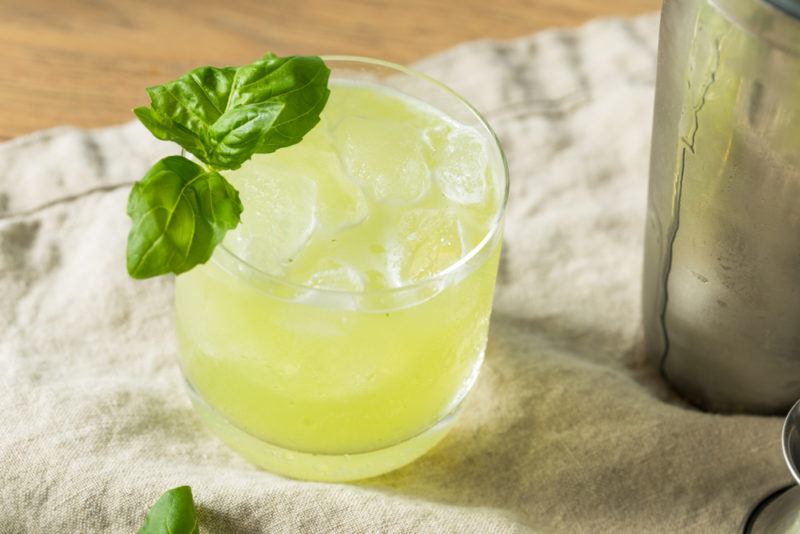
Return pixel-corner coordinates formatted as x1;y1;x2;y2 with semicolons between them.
0;0;659;141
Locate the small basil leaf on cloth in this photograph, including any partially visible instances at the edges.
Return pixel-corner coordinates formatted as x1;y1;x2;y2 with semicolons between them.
137;486;200;534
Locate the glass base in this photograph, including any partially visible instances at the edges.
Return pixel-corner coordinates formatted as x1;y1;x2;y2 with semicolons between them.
185;383;460;482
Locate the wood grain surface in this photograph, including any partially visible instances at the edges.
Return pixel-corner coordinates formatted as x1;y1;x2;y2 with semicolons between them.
0;0;660;140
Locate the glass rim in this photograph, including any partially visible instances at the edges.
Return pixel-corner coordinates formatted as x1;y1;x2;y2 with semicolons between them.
213;54;510;298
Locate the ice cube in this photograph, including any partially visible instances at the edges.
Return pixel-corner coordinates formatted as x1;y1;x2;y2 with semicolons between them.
332;116;431;205
293;140;369;235
307;259;365;291
430;126;490;205
260;119;369;234
386;208;465;285
311;151;369;234
223;158;317;274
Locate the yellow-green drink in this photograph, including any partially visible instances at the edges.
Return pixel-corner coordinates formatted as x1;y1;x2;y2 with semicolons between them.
175;58;508;481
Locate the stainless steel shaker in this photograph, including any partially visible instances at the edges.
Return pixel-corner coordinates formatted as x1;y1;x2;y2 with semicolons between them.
643;0;800;413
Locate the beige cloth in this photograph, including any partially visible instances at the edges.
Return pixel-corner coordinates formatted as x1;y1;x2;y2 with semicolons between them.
1;13;791;533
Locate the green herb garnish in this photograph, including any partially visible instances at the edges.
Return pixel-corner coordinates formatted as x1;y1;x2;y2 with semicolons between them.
137;486;199;534
127;53;330;279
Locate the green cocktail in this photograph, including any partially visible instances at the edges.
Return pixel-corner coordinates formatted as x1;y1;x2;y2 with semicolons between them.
174;58;508;481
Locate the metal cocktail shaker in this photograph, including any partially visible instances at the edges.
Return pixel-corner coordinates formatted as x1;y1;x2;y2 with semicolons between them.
643;0;800;413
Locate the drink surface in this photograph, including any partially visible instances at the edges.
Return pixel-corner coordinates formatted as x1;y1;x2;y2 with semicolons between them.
222;80;500;291
175;80;503;473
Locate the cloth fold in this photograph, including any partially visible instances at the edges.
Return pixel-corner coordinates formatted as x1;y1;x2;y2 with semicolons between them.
1;13;789;533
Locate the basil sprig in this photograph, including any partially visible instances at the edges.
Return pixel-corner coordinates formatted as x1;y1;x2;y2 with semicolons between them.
127;54;330;279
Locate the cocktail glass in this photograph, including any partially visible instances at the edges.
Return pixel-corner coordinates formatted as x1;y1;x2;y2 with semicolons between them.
175;57;509;481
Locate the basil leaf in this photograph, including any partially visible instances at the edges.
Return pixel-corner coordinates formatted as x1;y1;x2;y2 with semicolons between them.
137;486;199;534
126;155;242;279
134;54;330;170
226;55;331;154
